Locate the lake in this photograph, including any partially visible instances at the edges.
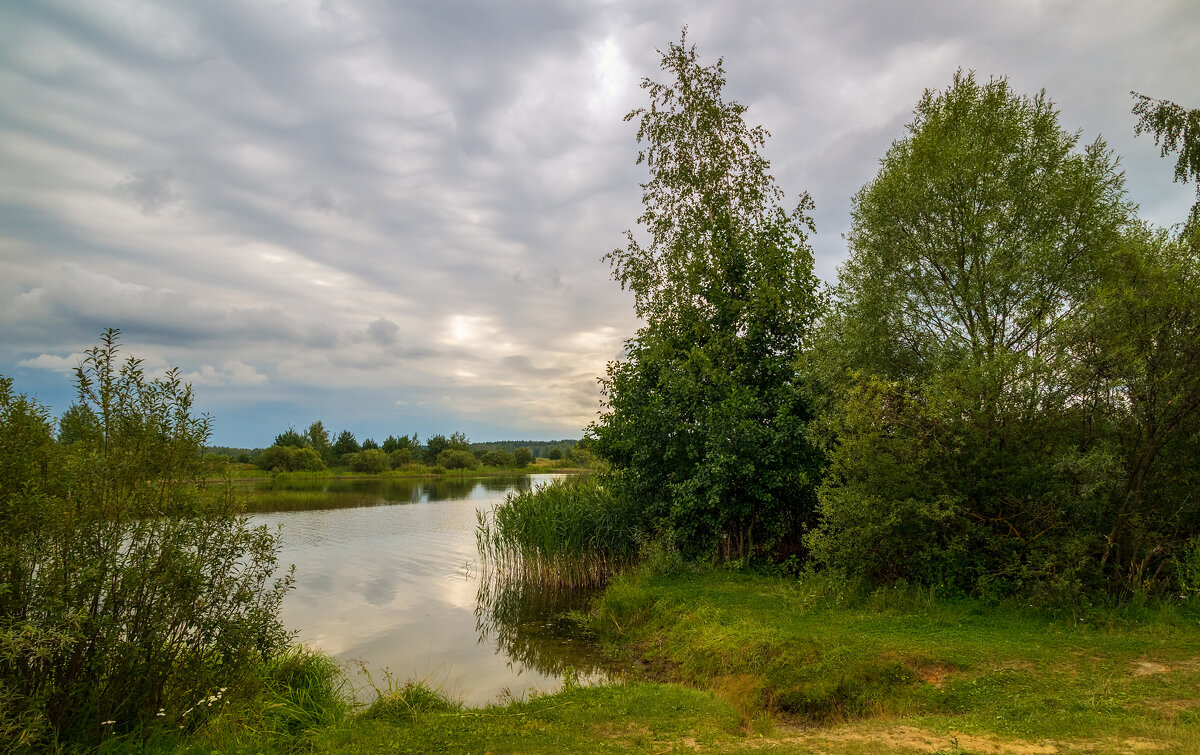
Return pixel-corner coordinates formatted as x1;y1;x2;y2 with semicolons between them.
246;474;608;706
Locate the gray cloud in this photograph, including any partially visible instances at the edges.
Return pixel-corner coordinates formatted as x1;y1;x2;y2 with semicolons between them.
1;0;1196;446
366;317;400;346
115;169;178;215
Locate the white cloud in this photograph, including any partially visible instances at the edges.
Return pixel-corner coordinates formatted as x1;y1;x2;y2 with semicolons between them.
17;352;87;373
179;360;268;387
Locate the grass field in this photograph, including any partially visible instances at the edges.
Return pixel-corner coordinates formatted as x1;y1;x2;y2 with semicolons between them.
128;568;1200;754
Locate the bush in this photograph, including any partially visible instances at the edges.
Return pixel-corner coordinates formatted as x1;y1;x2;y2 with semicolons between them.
0;330;293;749
256;445;326;473
388;448;413;468
513;447;534;468
437;449;479;470
349;448;390;474
480;450;515;468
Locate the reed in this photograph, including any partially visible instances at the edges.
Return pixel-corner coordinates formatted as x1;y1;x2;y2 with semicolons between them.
476;478;640;589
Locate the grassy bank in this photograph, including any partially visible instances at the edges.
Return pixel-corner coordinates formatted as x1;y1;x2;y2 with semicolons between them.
104;569;1200;754
591;569;1200;752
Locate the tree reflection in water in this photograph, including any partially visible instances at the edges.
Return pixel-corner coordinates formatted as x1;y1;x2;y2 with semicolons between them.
474;576;610;681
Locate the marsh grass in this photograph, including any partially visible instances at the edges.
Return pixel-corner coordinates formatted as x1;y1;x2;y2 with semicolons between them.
476;478;640;590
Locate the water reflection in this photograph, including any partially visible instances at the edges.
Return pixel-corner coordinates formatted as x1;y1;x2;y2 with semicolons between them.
247;474;606;705
474;578;609;681
243;474;542;512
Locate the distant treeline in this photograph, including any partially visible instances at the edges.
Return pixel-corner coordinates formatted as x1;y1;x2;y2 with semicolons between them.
204;423;589;473
207;437;579;463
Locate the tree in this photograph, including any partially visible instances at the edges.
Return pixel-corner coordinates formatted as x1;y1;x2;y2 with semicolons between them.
591;29;824;560
1071;225;1200;589
513;447;534;468
306;420;332;464
55;403;98;445
547;447;564;461
0;330;291;747
1132;92;1200;227
274;426;305;448
423;433;450;462
811;72;1134;595
332;430;360;463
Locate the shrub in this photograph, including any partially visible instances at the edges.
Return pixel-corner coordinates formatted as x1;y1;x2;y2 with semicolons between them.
0;330;292;749
388;448;413;468
437;449;479;470
349;448;390;474
256;445;326;473
480;450;515;468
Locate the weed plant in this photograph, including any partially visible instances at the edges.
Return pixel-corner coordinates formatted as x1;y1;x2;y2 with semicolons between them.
476;478;640;589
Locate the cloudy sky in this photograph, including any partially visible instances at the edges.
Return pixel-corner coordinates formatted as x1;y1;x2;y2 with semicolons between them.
1;1;1197;448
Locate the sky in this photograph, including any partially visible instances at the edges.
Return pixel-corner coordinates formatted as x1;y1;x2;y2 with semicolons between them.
1;0;1197;448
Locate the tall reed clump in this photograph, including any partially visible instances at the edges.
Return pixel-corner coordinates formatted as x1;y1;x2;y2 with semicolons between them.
476;478;640;589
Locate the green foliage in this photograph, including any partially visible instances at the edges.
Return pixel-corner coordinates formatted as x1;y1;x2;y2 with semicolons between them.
593;29;823;561
1132;91;1200;227
274;426;306;448
307;420;333;465
349;448;391;474
388;448;413;468
360;437;379;451
547;447;563;461
332;430;360;462
381;433;417;455
436;449;478;470
480;449;515;468
810;71;1161;598
0;330;292;749
256;444;327;473
1072;225;1200;590
55;403;98;446
512;447;533;468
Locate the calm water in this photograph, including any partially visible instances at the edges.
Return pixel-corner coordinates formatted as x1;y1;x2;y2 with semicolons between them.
248;474;607;705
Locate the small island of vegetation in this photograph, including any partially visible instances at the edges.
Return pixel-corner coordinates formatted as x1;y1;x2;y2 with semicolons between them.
4;28;1200;754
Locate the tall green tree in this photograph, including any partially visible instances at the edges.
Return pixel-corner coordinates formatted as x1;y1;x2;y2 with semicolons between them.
811;72;1133;595
306;420;332;464
332;430;359;462
592;29;824;560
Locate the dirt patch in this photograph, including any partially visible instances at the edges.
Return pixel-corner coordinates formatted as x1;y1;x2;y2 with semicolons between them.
910;661;959;687
1131;660;1171;676
772;724;1057;754
1071;738;1171;752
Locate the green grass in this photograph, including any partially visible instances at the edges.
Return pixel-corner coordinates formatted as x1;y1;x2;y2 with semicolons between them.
66;570;1200;754
476;478;641;589
591;568;1200;750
